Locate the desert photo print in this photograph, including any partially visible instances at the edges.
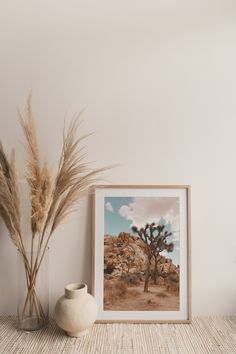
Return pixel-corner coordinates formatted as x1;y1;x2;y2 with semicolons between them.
104;196;180;312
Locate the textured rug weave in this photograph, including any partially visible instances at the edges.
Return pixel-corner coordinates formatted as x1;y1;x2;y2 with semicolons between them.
0;317;236;353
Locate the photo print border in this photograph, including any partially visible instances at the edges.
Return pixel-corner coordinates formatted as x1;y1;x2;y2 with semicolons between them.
92;185;191;323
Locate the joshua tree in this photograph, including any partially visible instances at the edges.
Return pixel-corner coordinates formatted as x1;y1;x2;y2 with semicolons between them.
131;223;173;292
152;225;174;285
153;251;162;285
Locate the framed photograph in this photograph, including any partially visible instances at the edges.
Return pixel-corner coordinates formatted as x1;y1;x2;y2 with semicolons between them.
92;185;191;323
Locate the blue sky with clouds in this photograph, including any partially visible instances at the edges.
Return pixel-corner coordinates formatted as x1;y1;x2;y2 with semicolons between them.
104;196;180;265
104;197;133;236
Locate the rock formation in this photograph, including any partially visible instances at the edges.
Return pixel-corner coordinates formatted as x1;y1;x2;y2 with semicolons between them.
104;232;179;287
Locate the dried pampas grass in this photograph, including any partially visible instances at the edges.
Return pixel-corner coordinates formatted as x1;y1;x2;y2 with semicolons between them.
0;94;110;322
0;143;21;248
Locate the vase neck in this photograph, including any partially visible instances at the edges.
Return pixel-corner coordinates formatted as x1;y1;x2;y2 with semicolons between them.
65;283;87;299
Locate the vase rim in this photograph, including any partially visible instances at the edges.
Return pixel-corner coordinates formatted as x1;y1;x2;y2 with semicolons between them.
65;283;87;298
65;282;87;291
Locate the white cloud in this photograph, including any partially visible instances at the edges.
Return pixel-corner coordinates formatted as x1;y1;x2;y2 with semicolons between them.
118;197;179;229
119;205;134;220
105;201;114;213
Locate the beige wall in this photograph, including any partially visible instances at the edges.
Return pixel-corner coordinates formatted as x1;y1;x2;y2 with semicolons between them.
0;0;236;315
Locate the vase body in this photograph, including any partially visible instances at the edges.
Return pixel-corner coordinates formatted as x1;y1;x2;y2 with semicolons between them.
17;249;49;331
55;283;98;337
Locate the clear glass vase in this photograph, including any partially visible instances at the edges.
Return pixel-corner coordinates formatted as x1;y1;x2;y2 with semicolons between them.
17;248;49;331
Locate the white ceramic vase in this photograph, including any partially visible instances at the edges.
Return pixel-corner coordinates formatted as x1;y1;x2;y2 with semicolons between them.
55;283;98;337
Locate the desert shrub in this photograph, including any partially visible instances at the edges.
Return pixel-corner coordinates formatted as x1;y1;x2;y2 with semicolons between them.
168;273;178;281
117;281;127;296
156;291;168;298
120;272;141;286
166;272;179;292
157;276;165;285
159;272;169;279
104;280;127;305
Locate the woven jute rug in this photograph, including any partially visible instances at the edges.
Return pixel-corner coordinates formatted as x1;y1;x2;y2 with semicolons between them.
0;316;235;353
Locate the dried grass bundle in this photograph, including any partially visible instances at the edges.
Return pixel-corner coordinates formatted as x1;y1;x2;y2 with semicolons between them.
0;94;110;323
0;143;21;248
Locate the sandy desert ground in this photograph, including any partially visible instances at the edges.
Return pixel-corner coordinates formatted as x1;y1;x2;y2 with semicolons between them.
104;278;179;311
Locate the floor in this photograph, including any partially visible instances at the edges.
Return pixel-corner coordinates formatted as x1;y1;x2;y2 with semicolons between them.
0;317;236;353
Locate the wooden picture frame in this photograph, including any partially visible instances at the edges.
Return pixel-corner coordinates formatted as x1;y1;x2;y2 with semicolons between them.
92;185;191;323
